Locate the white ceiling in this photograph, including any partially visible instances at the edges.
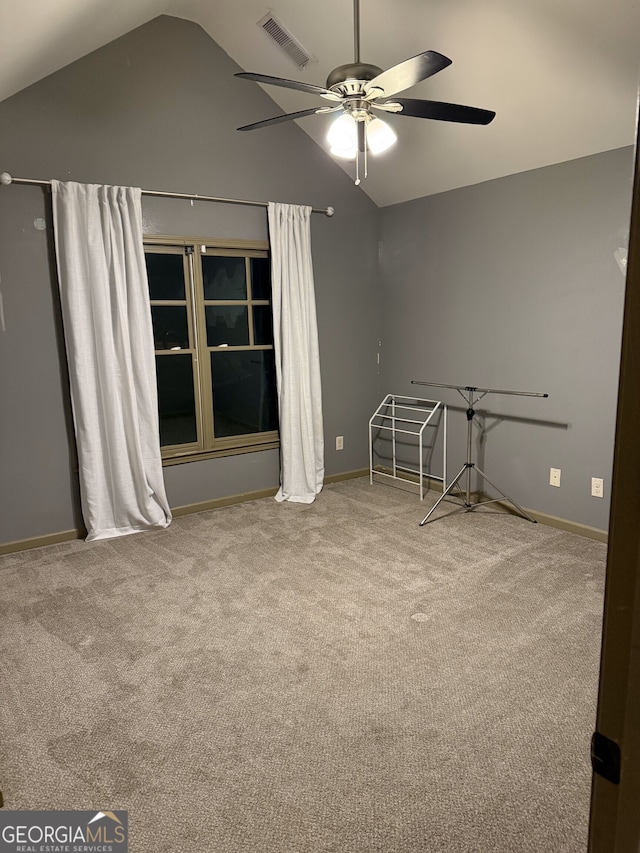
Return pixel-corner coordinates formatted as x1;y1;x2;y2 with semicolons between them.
1;0;639;207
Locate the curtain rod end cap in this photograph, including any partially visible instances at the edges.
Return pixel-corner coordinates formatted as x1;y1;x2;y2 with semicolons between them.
0;172;13;186
325;206;335;217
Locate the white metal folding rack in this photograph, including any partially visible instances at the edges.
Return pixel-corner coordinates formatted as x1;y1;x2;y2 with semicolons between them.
369;394;447;500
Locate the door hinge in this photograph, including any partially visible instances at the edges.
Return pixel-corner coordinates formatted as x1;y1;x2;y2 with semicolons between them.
591;731;621;784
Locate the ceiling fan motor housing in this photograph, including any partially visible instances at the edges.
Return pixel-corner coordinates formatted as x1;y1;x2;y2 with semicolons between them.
326;62;383;90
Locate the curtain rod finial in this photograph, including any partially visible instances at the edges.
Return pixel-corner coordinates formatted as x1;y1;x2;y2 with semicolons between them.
326;206;335;217
0;172;13;186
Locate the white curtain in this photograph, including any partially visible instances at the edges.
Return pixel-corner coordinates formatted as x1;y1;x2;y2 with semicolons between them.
51;181;172;541
268;202;324;503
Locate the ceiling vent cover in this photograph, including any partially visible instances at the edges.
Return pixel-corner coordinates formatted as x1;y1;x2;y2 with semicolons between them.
257;12;314;69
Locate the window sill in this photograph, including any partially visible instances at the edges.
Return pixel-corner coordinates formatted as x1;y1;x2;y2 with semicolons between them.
162;439;279;466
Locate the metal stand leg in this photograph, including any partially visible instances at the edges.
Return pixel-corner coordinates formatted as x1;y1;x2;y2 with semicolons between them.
419;463;469;525
419;385;538;527
473;465;537;524
420;461;537;526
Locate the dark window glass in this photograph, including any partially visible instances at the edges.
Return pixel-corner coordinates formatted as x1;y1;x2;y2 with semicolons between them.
202;256;246;300
151;306;190;350
146;253;185;300
156;354;197;446
253;305;274;346
206;306;249;346
250;257;271;300
210;350;278;437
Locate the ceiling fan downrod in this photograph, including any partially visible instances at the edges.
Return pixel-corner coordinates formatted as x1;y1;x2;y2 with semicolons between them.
353;0;360;63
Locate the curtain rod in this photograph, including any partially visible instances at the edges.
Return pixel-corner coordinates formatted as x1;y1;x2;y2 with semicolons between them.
0;172;335;217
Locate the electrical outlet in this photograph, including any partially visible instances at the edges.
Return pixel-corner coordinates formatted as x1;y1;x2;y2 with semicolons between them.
591;477;604;498
550;467;561;487
335;435;344;451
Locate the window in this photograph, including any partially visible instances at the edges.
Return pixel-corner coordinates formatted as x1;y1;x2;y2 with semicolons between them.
144;237;279;464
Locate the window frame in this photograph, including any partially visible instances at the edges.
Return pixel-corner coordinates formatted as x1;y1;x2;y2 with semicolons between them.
145;235;279;466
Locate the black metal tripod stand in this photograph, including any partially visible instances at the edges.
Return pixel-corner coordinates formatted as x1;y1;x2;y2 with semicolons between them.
411;381;548;526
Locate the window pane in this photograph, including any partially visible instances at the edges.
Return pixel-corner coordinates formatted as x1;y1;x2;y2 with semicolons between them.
253;305;274;345
156;354;197;446
250;257;271;300
146;253;185;300
151;306;190;350
206;306;249;346
210;350;278;437
202;256;247;299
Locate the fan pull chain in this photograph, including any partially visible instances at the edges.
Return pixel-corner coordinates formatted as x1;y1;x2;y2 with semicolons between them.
364;126;368;179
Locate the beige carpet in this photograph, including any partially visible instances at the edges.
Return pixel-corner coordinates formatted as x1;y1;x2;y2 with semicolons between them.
0;478;606;851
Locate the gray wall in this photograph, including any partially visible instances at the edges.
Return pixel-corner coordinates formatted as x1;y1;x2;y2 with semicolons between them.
378;147;635;531
0;15;381;544
0;13;633;545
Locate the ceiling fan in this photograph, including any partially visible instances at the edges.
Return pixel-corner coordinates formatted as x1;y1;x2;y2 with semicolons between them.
235;0;496;184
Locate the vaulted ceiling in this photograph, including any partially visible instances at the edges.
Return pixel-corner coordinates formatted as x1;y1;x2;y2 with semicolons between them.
1;0;638;206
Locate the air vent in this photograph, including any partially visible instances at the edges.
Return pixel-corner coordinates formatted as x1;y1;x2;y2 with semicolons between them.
257;12;314;69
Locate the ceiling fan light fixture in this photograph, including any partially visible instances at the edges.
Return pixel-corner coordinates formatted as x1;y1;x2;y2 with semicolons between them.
327;113;358;159
366;117;397;154
330;143;358;160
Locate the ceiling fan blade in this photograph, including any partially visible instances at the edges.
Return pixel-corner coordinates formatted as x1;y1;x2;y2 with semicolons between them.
391;97;496;125
365;51;452;98
237;108;322;132
235;72;341;101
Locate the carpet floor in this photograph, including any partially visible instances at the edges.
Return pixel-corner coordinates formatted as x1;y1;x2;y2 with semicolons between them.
0;478;606;851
